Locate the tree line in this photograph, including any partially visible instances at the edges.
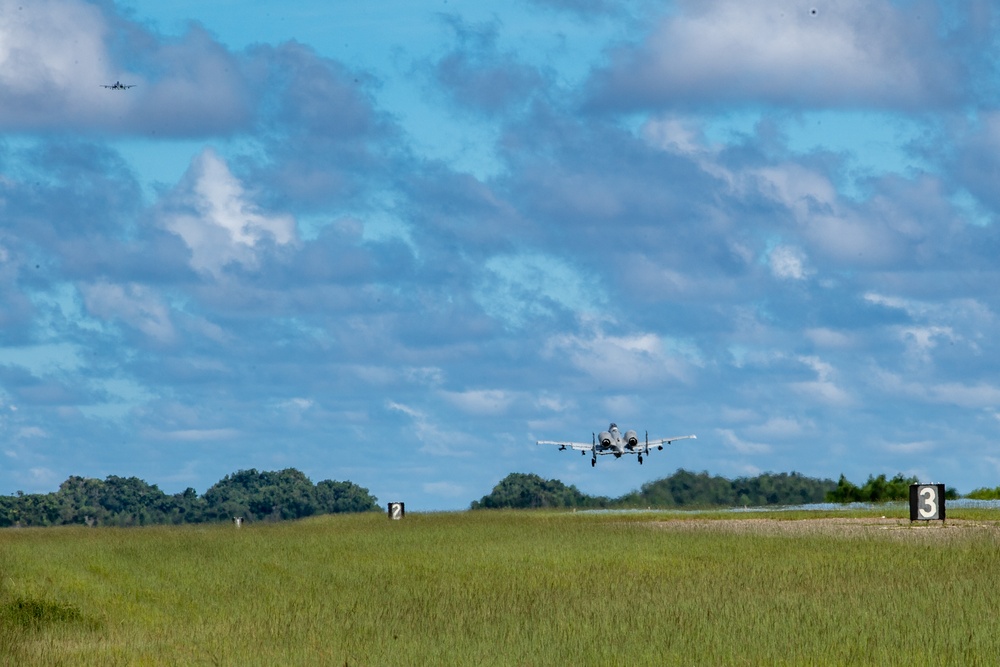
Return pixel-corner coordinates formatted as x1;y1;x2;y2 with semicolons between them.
1;468;972;525
826;473;958;503
0;468;379;528
472;470;962;510
966;485;1000;500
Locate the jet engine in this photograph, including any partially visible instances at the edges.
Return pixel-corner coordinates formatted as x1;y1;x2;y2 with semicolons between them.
598;431;612;448
625;430;639;449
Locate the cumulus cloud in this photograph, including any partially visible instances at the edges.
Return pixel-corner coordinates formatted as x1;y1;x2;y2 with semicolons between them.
585;0;972;111
0;0;253;135
768;244;809;280
872;371;1000;409
736;163;905;265
159;149;296;277
744;416;812;440
0;0;116;128
864;292;994;366
430;16;546;114
387;401;476;457
544;327;695;386
3;0;1000;505
883;440;934;454
789;356;853;406
474;251;606;327
440;389;515;416
80;281;176;343
640;121;973;273
716;428;772;454
804;328;855;349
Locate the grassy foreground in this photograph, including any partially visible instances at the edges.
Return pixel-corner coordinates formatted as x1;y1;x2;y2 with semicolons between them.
2;509;1000;665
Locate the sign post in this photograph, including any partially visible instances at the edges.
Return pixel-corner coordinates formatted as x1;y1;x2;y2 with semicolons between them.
388;502;405;520
909;484;945;523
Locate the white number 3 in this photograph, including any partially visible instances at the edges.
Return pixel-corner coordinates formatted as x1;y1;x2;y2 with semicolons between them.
918;486;938;519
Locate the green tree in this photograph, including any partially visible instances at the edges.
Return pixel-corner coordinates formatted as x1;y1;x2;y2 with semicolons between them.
827;474;863;503
202;468;378;522
471;473;603;509
965;486;1000;500
0;468;377;528
315;480;379;513
826;473;918;503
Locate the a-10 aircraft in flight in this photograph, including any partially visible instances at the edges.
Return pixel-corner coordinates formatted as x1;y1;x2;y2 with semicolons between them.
101;81;136;90
538;423;696;467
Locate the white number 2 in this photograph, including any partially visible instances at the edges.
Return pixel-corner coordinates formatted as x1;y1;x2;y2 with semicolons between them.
918;486;938;519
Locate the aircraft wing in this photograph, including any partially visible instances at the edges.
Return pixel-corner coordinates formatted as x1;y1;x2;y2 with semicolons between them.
646;434;697;447
537;440;593;452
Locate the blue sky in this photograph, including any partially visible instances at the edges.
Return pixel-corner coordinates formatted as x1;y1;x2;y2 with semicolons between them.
2;0;999;510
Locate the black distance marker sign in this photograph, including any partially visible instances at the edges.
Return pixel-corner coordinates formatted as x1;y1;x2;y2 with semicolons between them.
909;484;945;522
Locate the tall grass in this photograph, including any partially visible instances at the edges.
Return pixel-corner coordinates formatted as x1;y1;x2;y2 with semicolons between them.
2;510;1000;665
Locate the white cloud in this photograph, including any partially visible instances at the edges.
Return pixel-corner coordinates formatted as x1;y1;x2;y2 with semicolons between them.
865;293;992;363
81;281;176;343
440;389;514;416
387;401;474;457
403;367;446;387
928;383;1000;409
805;328;854;349
790;356;853;407
873;370;1000;409
768;244;809;280
716;428;772;454
0;0;252;135
280;398;314;412
790;380;853;407
749;165;900;264
900;325;959;362
163;149;297;277
590;0;962;109
744;417;811;440
641;115;711;155
534;393;575;413
864;293;994;329
0;0;117;127
475;252;606;327
645;130;908;267
544;328;694;387
882;440;934;454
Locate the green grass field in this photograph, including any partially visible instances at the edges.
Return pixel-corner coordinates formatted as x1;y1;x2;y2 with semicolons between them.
2;509;1000;665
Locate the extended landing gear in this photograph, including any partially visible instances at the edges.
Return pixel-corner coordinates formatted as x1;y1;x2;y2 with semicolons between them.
638;455;643;465
591;457;596;467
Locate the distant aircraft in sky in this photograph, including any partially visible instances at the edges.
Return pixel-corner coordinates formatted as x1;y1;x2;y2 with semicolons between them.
101;81;136;90
538;423;696;467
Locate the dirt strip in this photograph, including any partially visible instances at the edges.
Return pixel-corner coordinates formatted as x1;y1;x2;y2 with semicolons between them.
647;517;1000;542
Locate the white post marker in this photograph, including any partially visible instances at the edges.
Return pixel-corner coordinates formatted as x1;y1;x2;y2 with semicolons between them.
388;502;405;520
909;484;945;522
